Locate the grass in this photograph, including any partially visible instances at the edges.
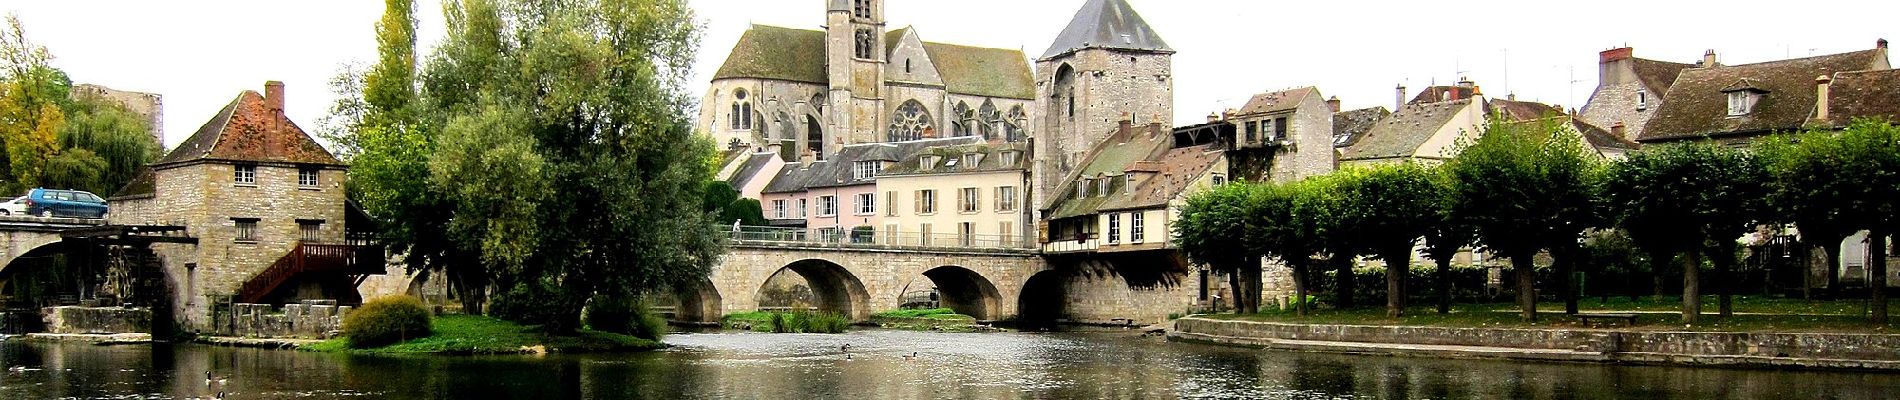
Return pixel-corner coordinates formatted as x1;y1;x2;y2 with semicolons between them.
1198;296;1900;334
874;308;960;319
721;311;851;333
871;308;982;331
302;314;664;354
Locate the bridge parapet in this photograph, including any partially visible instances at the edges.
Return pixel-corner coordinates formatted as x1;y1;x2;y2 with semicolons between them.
0;215;106;232
726;225;1036;257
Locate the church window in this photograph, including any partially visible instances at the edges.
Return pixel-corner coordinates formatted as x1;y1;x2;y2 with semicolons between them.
1066;87;1076;122
854;29;876;59
951;102;974;137
979;100;1001;140
731;89;753;130
1005;106;1026;142
905;59;912;74
888;100;932;142
854;0;873;19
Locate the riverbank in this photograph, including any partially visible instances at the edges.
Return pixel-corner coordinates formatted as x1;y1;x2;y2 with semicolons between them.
1170;317;1900;371
301;315;663;355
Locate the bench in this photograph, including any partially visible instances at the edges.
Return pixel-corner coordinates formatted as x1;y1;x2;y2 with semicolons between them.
1575;313;1638;327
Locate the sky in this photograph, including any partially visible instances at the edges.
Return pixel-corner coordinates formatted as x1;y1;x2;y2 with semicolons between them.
3;0;1895;149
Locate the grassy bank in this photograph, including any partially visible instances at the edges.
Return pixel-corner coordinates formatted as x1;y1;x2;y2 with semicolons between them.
721;311;851;333
871;308;987;332
302;315;664;354
1199;296;1899;333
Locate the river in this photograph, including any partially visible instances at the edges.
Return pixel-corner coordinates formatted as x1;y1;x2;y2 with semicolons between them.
1;330;1895;399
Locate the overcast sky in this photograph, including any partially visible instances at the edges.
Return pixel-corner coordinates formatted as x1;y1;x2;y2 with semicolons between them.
4;1;1894;149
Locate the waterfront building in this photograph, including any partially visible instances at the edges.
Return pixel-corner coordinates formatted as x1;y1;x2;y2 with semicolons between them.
875;142;1032;248
758;137;981;237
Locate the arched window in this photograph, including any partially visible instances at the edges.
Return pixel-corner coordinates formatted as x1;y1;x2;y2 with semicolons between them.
1005;105;1026;142
854;29;876;59
1052;64;1077;125
888;100;932;142
951;102;973;137
811;93;825;115
854;0;874;19
978;100;1001;140
730;89;753;130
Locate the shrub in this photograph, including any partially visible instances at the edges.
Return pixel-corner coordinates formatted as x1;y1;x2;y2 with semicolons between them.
586;296;670;341
343;295;433;349
491;280;581;331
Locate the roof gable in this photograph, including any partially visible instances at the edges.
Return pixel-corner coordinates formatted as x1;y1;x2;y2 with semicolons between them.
1236;87;1318;117
1630;57;1694;95
156;90;343;167
1640;48;1888;142
1332;107;1391;148
1040;0;1172;60
1341;99;1478;161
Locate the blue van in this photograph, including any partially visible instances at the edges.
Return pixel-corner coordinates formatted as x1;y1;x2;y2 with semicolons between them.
25;188;108;219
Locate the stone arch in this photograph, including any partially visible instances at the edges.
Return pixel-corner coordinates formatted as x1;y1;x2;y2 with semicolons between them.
918;265;1003;321
760;258;872;321
978;100;1001;140
0;233;70;277
671;277;723;324
951;101;974;137
1016;269;1068;331
0;237;81;307
1052;63;1077;124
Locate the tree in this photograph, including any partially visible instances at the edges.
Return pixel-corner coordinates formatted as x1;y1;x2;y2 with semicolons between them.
1179;182;1264;314
1420;165;1473;314
1336;163;1441;317
1758;131;1861;299
0;15;67;193
1605;142;1764;323
55;92;158;194
1449;117;1592;321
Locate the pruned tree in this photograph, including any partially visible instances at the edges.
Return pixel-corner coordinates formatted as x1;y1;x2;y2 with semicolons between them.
1178;182;1263;314
1448;117;1592;321
1336;163;1441;317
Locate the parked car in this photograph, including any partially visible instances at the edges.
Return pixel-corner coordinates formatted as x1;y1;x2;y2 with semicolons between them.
24;188;108;219
0;196;26;216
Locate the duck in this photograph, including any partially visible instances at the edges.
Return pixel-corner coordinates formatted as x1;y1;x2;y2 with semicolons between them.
205;371;227;387
7;365;25;373
902;352;917;361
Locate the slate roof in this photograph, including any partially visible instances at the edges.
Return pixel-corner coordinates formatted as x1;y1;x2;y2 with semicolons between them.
1040;0;1172;60
1340;99;1475;161
1045;124;1174;218
1332;107;1390;148
1409;85;1478;105
726;152;778;191
714;24;1034;99
880;142;1030;176
155;90;344;167
1489;98;1565;121
1630;57;1694;95
1235;87;1317;116
1824;68;1900;126
109;168;157;199
760;137;982;194
1572;118;1641;152
1101;143;1224;212
1639;48;1888;142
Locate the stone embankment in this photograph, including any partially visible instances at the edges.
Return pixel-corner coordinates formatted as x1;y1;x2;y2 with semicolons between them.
1170;317;1900;371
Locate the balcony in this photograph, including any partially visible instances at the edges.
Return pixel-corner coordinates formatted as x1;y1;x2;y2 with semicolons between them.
237;238;387;304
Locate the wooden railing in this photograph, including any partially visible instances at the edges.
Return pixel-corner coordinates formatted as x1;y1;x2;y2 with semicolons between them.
237;241;387;304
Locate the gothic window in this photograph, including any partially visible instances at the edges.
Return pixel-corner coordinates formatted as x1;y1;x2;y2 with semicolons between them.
730;89;753;130
807;113;825;160
888;100;932;142
978;100;1002;140
1005;106;1026;142
854;29;876;60
853;0;873;19
1053;64;1076;125
951;102;974;137
811;93;825;115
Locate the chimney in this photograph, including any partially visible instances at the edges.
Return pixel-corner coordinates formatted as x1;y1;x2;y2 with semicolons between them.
1815;75;1833;122
1880;38;1889;49
1395;84;1407;110
1611;121;1626;139
264;81;286;114
798;149;815;166
1702;49;1718;67
1326;96;1341;113
1598;47;1634;64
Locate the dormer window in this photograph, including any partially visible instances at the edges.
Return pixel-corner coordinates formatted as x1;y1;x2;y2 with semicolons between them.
920;155;940;171
961;153;981;169
1636;90;1648;111
1722;80;1766;117
1077;179;1090;198
1000;151;1021;167
1096;176;1110;197
1727;92;1750;116
852;161;882;180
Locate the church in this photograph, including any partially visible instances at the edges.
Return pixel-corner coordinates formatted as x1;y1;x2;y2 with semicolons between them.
698;0;1038;163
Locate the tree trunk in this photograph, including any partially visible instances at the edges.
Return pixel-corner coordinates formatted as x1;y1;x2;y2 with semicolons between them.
1651;249;1672;301
1334;256;1355;309
1869;231;1888;325
1385;247;1409;318
1226;269;1245;314
452;268;487;315
1824;240;1843;296
1512;253;1537;322
1712;241;1736;318
1682;250;1702;325
1242;258;1264;314
1290;260;1308;316
1801;244;1812;300
1557;245;1578;315
1436;256;1453;314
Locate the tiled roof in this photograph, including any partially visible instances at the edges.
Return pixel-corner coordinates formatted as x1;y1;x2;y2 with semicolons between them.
1045;123;1172;218
727;153;778;191
714;25;1033;99
1630;57;1694;95
880;142;1030;176
109;168;156;199
1824;68;1900;126
1040;0;1172;60
1235;87;1317;116
1639;48;1888;142
155;90;343;167
1102;143;1224;212
1572;118;1641;152
760;137;982;194
1409;85;1478;105
1332;107;1390;148
1340;99;1474;161
1489;98;1564;121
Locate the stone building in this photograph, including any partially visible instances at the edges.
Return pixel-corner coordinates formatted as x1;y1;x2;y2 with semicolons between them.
1638;40;1891;146
876;142;1032;248
1339;94;1487;166
1033;0;1174;214
1224;87;1337;183
699;0;1034;166
1577;47;1693;142
758;137;981;235
108;81;378;331
71;83;164;145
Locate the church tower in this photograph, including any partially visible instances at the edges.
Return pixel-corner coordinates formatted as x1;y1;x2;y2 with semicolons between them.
825;0;887;153
1033;0;1174;209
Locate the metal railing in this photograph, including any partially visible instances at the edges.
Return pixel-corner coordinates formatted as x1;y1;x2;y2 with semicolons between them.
726;225;1035;251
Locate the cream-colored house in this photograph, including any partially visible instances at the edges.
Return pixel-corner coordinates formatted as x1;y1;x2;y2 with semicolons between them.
876;142;1031;248
1338;95;1487;166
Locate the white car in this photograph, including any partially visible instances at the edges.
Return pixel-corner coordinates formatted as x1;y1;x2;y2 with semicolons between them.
0;196;26;216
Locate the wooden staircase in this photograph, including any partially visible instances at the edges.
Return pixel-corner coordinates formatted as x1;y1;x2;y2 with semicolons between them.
237;242;386;304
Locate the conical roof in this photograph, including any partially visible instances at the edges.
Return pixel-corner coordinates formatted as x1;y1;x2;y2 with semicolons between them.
1039;0;1171;60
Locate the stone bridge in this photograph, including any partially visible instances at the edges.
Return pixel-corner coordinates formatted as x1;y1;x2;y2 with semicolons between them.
0;216;107;275
681;240;1046;323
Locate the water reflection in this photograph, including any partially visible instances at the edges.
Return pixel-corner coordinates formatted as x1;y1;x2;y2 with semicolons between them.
1;330;1896;399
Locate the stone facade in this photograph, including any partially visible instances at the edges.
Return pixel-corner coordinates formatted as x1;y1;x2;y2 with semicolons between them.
71;83;164;145
1034;50;1174;209
40;306;152;334
706;244;1043;321
212;300;350;339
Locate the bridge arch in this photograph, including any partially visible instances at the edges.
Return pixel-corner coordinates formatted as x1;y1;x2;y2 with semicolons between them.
911;266;1003;321
671;277;723;324
760;259;871;320
1016;270;1069;331
0;231;73;277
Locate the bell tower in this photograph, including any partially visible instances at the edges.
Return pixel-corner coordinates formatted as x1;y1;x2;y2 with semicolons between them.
1033;0;1174;210
826;0;887;151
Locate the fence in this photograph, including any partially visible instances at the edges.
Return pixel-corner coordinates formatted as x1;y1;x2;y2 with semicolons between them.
726;225;1034;250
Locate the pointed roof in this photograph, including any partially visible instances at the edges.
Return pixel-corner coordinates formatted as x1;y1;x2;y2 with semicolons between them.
713;24;1033;99
1040;0;1172;60
155;89;343;167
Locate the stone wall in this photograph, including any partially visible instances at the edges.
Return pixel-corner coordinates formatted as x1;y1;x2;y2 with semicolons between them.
1033;48;1174;213
1174;318;1900;369
212;300;350;339
1051;267;1195;326
710;244;1044;321
40;306;152;334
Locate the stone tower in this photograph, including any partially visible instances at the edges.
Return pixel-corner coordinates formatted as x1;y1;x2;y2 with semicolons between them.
1033;0;1174;210
826;0;887;151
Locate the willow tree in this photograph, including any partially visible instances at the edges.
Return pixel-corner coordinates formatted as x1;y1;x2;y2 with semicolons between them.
48;92;159;195
1337;163;1441;317
1449;117;1594;321
1178;182;1264;314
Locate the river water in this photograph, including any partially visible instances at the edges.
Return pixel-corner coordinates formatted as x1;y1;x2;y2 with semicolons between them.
1;330;1895;399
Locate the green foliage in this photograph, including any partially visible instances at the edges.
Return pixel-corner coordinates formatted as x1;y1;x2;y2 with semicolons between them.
488;279;581;331
0;16;71;194
342;295;434;349
722;311;851;333
306;314;663;354
55;93;157;194
585;296;668;341
1605;142;1765;256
